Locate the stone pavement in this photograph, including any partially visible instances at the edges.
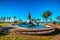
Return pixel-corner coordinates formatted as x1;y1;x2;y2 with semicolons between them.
52;34;60;40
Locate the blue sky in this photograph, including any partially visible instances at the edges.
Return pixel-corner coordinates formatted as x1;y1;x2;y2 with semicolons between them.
0;0;60;21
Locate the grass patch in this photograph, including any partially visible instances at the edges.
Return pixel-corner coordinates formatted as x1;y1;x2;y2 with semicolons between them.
0;23;11;27
0;33;54;40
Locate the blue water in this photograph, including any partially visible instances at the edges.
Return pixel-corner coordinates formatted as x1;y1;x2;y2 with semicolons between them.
16;24;47;29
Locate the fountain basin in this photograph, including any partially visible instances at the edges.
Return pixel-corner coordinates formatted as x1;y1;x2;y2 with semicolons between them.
12;24;55;34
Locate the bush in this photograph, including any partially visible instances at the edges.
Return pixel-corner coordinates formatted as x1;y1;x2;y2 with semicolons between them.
58;22;60;24
52;21;57;25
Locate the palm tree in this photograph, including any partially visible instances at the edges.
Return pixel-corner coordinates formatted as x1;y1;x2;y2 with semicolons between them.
50;18;53;23
42;11;52;24
43;19;44;23
0;18;1;22
1;17;5;22
7;17;9;22
13;16;16;21
1;17;3;22
3;17;6;22
8;17;11;23
57;16;60;24
0;18;1;23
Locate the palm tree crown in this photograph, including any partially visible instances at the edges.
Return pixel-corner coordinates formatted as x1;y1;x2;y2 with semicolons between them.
42;11;52;23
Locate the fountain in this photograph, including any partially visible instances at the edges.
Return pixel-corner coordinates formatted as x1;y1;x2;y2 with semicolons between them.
11;12;55;34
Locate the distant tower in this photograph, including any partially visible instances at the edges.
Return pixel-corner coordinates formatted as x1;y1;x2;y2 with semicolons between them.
28;11;31;20
27;11;31;23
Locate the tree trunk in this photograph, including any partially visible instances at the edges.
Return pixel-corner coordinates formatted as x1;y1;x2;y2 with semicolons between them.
46;19;48;24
